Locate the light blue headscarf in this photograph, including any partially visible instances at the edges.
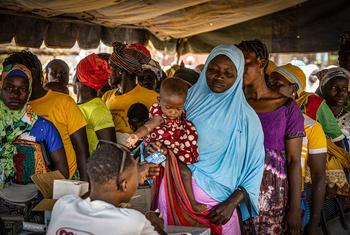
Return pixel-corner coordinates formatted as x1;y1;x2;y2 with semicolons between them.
185;44;265;220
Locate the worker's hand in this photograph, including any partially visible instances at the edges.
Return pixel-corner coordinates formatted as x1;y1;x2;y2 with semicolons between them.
138;163;160;184
126;134;139;148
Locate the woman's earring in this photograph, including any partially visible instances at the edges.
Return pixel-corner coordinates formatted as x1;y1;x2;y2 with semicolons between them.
292;92;296;97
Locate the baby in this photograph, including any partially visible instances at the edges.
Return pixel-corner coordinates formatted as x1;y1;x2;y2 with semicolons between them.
127;78;207;212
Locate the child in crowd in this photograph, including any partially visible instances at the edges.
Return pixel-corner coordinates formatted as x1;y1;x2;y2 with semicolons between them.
128;103;150;132
127;78;207;212
127;103;150;158
47;143;163;235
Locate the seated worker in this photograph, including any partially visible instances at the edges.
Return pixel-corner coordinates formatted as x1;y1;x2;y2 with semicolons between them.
47;143;164;235
102;42;160;134
75;54;116;154
3;51;89;181
0;64;69;190
44;59;70;94
127;78;206;212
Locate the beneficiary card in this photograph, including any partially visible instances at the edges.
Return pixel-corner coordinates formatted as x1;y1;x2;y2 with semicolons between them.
145;152;166;165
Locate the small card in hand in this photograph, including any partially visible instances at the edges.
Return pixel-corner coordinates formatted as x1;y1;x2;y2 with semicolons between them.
144;152;166;185
145;152;166;165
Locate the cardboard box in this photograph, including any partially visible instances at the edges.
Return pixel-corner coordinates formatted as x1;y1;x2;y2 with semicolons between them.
53;180;89;200
31;171;65;211
31;171;89;211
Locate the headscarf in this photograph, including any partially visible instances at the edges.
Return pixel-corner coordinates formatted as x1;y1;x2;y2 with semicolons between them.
185;45;265;220
0;64;38;185
109;42;162;79
77;53;111;91
127;43;152;58
272;63;306;95
318;67;350;95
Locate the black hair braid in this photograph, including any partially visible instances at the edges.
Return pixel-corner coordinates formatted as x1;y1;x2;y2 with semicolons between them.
3;50;43;81
237;39;269;71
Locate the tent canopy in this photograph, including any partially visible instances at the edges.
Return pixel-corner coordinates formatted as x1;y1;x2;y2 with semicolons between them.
0;0;348;53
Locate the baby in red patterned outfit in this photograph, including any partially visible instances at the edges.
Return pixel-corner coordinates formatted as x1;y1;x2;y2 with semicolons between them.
127;78;207;212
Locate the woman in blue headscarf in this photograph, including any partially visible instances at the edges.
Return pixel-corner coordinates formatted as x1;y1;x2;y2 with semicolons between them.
147;45;265;234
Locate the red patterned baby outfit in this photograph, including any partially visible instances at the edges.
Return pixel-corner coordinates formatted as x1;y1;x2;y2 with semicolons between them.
144;103;198;164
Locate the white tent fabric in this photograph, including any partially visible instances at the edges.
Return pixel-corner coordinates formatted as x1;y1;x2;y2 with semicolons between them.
0;0;303;39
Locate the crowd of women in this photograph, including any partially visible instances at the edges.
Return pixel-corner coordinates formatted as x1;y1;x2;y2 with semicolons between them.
1;31;350;235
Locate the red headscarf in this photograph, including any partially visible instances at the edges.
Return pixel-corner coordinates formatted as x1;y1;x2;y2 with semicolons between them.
127;43;151;59
77;53;111;91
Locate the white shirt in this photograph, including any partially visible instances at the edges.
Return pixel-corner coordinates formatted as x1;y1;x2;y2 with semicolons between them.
47;195;158;235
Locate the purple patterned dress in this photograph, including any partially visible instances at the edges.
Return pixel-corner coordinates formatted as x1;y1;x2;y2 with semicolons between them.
249;101;305;234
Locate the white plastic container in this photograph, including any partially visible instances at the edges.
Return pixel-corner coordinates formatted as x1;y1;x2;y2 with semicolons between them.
53;179;89;200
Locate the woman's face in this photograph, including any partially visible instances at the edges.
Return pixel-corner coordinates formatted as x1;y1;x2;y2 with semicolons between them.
268;72;298;99
323;76;349;107
206;55;237;93
1;76;29;110
242;51;264;87
109;64;123;89
138;69;157;91
47;61;69;85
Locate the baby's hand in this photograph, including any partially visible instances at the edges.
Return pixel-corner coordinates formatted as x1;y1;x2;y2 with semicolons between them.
126;134;139;148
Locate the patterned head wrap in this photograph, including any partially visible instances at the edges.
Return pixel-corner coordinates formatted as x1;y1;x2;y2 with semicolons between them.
109;42;162;79
319;67;350;95
77;53;111;91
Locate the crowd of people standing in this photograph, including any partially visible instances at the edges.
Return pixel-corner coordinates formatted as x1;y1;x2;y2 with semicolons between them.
1;32;350;235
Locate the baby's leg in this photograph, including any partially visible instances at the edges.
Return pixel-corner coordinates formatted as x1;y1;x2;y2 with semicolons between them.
178;162;207;212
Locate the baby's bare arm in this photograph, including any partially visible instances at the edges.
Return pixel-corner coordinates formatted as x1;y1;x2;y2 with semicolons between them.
134;116;163;139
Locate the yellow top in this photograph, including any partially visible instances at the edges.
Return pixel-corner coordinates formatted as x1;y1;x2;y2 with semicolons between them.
102;84;158;133
30;90;87;178
78;98;115;154
301;115;327;190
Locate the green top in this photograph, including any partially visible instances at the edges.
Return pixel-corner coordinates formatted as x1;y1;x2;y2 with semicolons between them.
78;98;115;154
317;102;344;142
